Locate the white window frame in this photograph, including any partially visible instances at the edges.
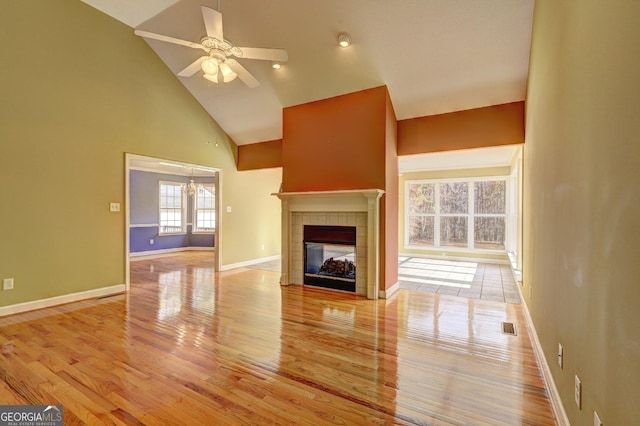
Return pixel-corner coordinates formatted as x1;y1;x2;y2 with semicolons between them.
158;181;187;235
192;183;216;234
437;180;470;248
405;176;508;252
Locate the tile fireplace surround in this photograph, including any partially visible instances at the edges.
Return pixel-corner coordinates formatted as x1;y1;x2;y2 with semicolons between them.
273;190;384;299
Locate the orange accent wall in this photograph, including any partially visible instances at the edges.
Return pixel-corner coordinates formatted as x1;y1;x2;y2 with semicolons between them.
397;101;525;155
282;86;398;291
237;101;524;172
282;87;387;192
237;139;282;171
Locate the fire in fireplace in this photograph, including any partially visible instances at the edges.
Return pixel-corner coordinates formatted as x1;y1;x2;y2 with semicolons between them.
303;225;356;292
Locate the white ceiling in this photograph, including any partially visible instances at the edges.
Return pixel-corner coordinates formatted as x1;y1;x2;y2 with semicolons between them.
81;0;180;28
82;0;534;152
399;145;520;173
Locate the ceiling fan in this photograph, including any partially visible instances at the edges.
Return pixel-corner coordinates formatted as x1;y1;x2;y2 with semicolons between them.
134;5;288;88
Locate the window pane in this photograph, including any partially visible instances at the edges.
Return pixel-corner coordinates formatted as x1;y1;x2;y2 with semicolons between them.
474;217;505;250
197;197;210;209
475;181;506;214
197;186;215;209
194;184;215;232
440;216;468;247
408;216;434;246
196;210;215;230
201;187;215;198
440;182;468;214
159;183;184;233
408;183;435;214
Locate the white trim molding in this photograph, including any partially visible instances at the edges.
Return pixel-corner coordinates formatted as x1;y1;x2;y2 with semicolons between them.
130;247;214;259
0;284;126;317
274;189;384;300
509;268;569;426
379;281;399;299
399;251;510;265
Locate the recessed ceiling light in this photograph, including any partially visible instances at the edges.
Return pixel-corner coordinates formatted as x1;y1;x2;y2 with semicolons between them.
337;32;351;48
272;62;282;70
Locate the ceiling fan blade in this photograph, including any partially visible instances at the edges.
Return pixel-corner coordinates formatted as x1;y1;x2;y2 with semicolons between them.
178;56;207;77
237;47;288;62
201;6;223;40
226;59;260;88
135;30;204;50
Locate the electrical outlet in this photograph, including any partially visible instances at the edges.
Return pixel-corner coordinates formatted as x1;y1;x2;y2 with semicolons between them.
109;202;121;212
575;375;582;409
3;278;14;291
149;239;155;245
593;411;602;426
558;343;563;369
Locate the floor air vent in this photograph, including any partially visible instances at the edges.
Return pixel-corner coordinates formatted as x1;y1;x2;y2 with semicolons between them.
502;322;517;336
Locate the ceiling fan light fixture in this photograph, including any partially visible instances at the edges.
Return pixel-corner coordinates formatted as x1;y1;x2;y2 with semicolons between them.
135;6;288;88
219;62;238;82
203;72;219;83
201;57;219;75
337;32;351;48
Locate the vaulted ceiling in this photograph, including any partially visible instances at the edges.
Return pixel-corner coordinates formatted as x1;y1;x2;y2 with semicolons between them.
82;0;534;154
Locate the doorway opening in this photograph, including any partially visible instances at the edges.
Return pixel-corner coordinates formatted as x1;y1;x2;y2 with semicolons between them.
125;153;222;290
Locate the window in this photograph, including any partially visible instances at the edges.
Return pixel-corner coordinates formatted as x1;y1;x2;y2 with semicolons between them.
407;183;435;246
439;182;468;247
193;184;216;233
474;180;506;250
406;178;507;251
159;181;186;234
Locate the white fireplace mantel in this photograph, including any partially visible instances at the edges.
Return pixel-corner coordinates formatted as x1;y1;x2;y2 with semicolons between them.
273;189;384;299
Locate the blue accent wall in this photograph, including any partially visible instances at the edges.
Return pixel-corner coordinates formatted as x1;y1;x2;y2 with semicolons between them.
130;170;215;253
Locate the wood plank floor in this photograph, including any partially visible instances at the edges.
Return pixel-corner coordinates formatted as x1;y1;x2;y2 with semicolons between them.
0;252;556;425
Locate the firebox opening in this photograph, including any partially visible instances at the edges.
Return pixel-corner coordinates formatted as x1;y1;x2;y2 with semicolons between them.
303;225;356;292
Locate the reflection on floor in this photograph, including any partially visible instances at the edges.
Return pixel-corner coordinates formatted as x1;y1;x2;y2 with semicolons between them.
0;252;556;424
399;257;522;304
249;256;522;304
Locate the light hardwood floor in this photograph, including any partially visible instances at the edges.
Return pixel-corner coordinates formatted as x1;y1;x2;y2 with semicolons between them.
0;252;556;425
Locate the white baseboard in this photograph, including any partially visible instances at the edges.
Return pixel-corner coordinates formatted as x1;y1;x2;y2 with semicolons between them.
399;252;510;265
0;284;126;318
379;281;399;299
130;246;214;259
510;269;569;426
220;255;281;271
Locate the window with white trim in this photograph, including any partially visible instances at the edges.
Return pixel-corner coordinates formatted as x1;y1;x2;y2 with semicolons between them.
406;178;507;251
193;184;216;233
473;180;506;250
159;181;186;234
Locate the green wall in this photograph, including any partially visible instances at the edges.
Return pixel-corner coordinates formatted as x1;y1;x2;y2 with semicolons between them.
399;167;511;261
524;0;640;424
0;0;281;307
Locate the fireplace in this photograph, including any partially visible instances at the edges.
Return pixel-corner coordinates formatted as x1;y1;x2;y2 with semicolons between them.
304;225;356;292
273;189;384;299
